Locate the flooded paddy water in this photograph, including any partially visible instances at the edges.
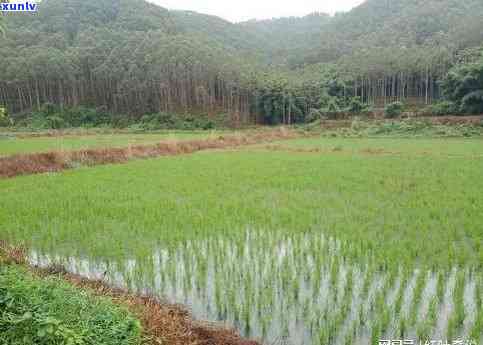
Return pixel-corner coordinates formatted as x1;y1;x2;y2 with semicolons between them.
28;230;482;345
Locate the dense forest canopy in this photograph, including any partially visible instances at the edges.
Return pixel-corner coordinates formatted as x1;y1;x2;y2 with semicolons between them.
1;0;483;126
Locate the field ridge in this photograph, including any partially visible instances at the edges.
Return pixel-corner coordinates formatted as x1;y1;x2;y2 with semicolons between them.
0;129;303;178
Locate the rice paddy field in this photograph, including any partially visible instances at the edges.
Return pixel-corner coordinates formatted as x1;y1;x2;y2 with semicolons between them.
0;130;214;157
1;134;482;345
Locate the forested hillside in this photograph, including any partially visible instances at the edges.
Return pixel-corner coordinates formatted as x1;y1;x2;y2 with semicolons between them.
243;0;483;107
0;0;260;123
1;0;483;127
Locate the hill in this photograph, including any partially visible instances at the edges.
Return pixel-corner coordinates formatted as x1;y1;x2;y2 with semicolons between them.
239;0;483;67
1;0;482;125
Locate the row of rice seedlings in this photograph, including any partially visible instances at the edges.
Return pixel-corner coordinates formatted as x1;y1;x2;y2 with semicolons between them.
311;247;327;299
393;270;411;324
330;256;341;305
412;270;446;340
344;319;359;345
337;267;356;345
353;263;378;337
436;271;446;303
417;296;439;341
370;276;393;345
409;270;428;326
469;274;482;343
446;270;466;341
318;316;339;345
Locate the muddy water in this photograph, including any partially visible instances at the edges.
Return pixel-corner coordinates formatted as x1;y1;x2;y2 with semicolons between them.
28;231;480;345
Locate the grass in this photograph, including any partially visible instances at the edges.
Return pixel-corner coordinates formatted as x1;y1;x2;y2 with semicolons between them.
0;131;214;157
0;261;142;345
1;136;482;344
269;136;483;157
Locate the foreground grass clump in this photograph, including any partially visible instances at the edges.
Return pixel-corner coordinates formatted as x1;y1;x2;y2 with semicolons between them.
0;262;142;345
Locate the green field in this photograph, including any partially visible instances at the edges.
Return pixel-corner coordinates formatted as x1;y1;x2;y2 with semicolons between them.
0;131;215;157
1;137;482;344
270;137;483;157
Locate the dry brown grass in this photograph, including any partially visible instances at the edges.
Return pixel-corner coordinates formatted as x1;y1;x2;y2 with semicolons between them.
57;274;260;345
0;242;260;345
0;129;302;179
0;240;26;265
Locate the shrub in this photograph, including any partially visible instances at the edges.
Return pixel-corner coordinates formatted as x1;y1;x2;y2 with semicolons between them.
40;102;59;116
425;101;458;116
461;90;483;114
137;112;220;130
441;57;483;114
322;99;343;120
306;108;322;123
26;104;112;129
16;105;224;130
64;106;110;127
0;106;12;127
384;102;405;118
346;97;372;115
46;115;66;129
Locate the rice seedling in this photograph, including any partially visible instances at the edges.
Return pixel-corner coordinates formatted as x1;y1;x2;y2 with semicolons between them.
436;271;446;302
398;317;407;339
394;272;409;317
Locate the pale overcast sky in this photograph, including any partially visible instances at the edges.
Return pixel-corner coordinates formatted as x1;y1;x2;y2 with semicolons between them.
148;0;366;23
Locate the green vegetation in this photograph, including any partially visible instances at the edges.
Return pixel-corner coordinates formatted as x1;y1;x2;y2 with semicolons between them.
8;104;230;130
1;0;483;126
305;119;483;138
471;276;482;343
134;112;227;131
424;101;459;117
0;106;11;127
0;136;482;344
447;271;467;341
442;56;483;114
384;102;405;119
0;262;142;345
